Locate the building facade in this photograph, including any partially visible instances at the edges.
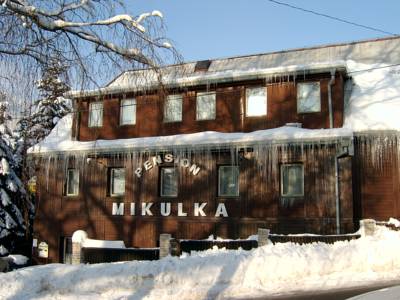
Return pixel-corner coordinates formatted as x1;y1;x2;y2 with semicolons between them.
30;37;400;263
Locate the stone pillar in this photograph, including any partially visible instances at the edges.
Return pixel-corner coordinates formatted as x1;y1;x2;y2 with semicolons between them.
170;238;181;257
0;257;9;272
359;219;376;236
71;230;88;264
159;233;171;259
71;242;83;265
258;228;270;247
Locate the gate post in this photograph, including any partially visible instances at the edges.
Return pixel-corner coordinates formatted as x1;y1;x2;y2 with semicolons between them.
159;233;172;259
258;228;270;246
359;219;376;236
71;230;88;264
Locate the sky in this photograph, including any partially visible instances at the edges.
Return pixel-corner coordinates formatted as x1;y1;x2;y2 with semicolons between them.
129;0;399;62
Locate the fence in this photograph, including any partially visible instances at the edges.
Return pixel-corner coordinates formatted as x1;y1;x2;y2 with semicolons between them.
73;223;373;264
179;239;258;253
269;234;360;245
81;247;159;264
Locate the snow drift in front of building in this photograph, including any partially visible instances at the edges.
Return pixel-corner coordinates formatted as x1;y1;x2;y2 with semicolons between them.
1;224;400;299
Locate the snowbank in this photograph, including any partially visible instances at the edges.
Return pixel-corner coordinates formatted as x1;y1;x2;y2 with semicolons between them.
1;226;400;299
4;254;29;266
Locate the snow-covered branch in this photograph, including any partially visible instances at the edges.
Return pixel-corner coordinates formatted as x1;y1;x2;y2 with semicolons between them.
0;0;180;90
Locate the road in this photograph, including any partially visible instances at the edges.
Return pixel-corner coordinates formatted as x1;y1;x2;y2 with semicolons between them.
241;280;400;300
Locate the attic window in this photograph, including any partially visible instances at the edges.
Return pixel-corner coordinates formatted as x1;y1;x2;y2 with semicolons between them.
194;60;212;72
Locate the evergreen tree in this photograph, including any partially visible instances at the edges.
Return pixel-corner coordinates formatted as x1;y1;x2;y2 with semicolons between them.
30;59;71;144
0;100;27;256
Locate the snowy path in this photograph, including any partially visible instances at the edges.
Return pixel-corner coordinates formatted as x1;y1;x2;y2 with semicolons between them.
247;280;400;299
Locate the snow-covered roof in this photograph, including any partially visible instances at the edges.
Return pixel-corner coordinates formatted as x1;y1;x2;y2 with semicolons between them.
69;37;400;97
30;37;400;154
28;114;352;155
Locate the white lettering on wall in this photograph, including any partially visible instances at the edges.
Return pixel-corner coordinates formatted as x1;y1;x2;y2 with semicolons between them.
164;153;174;163
161;202;171;216
143;160;153;171
112;202;228;217
142;202;153;216
215;203;228;217
134;168;143;178
180;158;190;168
189;164;201;175
152;155;163;166
134;153;201;178
112;203;124;215
177;203;187;217
194;203;207;216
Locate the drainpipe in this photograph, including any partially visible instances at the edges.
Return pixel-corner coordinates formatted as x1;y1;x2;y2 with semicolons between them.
327;69;336;129
328;68;340;234
335;150;348;234
334;155;340;234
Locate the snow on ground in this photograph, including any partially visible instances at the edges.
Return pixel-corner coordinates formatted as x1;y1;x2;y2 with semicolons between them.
3;255;28;266
1;226;400;300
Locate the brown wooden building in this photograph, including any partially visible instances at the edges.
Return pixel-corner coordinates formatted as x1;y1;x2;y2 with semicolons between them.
30;37;400;263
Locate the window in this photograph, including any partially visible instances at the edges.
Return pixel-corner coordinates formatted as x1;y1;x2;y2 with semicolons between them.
281;164;304;197
160;167;178;197
218;166;239;197
109;168;125;196
120;98;136;125
88;102;103;127
297;82;321;113
164;94;182;122
66;169;79;196
246;87;267;116
196;92;216;120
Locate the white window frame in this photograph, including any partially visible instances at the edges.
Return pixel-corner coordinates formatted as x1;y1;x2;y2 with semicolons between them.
160;167;178;197
218;165;240;197
196;91;216;120
88;101;103;127
66;169;79;196
120;98;136;125
297;82;321;113
280;163;304;197
109;168;125;197
164;94;183;123
245;86;267;117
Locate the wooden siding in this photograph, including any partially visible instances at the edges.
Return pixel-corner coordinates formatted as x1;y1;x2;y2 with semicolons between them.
353;135;400;223
75;73;345;141
33;144;353;263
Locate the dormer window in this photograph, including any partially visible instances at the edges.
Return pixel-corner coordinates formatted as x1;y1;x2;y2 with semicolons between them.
196;91;216;120
297;82;321;113
88;101;103;127
246;87;267;117
120;98;136;125
164;94;182;123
